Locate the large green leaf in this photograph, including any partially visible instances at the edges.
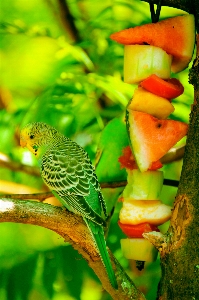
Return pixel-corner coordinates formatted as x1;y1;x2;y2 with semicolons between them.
6;254;38;300
96;117;129;182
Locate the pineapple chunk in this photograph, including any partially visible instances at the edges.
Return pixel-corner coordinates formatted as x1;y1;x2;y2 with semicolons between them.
128;87;175;119
121;238;158;261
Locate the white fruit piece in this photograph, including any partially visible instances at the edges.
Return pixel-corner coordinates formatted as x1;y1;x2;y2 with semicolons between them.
121;238;158;261
123;169;163;200
124;45;172;84
119;200;172;225
128;87;175;119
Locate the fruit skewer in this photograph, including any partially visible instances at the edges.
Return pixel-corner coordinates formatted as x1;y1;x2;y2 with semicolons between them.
110;14;195;263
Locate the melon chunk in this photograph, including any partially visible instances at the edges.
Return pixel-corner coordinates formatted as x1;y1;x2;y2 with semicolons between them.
121;238;158;261
111;14;195;73
128;87;175;119
119;200;172;225
123;169;163;200
124;45;172;83
127;110;188;172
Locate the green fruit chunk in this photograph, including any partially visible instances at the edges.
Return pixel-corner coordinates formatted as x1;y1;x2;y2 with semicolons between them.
124;45;172;84
123;169;163;200
121;238;158;261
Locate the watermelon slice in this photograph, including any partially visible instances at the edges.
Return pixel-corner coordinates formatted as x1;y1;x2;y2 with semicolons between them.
140;75;184;99
127;110;188;171
110;14;195;73
118;145;163;170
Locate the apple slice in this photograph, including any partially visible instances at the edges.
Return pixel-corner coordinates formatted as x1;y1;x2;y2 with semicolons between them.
123;169;163;201
128;87;175;119
119;200;172;225
121;238;158;261
124;45;172;84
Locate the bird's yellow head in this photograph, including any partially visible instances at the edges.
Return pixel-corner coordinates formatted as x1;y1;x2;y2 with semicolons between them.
20;122;58;158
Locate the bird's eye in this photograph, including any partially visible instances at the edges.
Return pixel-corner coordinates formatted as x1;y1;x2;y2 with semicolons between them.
30;135;34;139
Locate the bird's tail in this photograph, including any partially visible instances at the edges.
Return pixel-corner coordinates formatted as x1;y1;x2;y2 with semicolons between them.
84;218;118;289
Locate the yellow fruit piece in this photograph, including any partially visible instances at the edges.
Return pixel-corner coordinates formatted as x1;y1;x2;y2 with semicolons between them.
121;238;158;261
128;87;175;119
119;200;172;225
124;45;172;84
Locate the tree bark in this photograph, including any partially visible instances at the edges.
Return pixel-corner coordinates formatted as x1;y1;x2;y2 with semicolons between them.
142;0;199;29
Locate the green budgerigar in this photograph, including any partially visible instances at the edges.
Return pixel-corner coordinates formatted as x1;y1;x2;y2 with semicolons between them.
20;122;117;289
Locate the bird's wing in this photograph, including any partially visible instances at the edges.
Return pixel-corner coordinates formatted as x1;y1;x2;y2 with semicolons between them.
40;141;107;223
53;191;106;226
41;144;91;195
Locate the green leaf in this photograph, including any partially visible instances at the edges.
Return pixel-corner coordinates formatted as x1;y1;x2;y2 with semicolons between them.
42;250;59;298
60;246;85;300
6;254;38;300
96;117;129;182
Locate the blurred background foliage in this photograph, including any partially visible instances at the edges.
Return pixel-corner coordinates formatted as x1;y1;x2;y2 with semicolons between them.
0;0;194;299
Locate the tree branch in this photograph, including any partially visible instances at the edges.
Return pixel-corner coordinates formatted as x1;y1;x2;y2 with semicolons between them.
160;145;185;164
142;0;194;14
0;146;185;179
1;192;53;201
0;152;40;176
142;0;199;31
0;198;145;300
0;176;179;204
56;0;81;42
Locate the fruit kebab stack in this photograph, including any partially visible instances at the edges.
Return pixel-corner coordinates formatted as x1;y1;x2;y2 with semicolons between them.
110;15;195;263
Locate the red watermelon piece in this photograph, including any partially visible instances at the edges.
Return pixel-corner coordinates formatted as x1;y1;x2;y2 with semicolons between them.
118;145;163;170
110;14;195;73
127;110;188;172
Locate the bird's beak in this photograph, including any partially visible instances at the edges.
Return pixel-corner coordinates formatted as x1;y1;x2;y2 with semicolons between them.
20;138;27;148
